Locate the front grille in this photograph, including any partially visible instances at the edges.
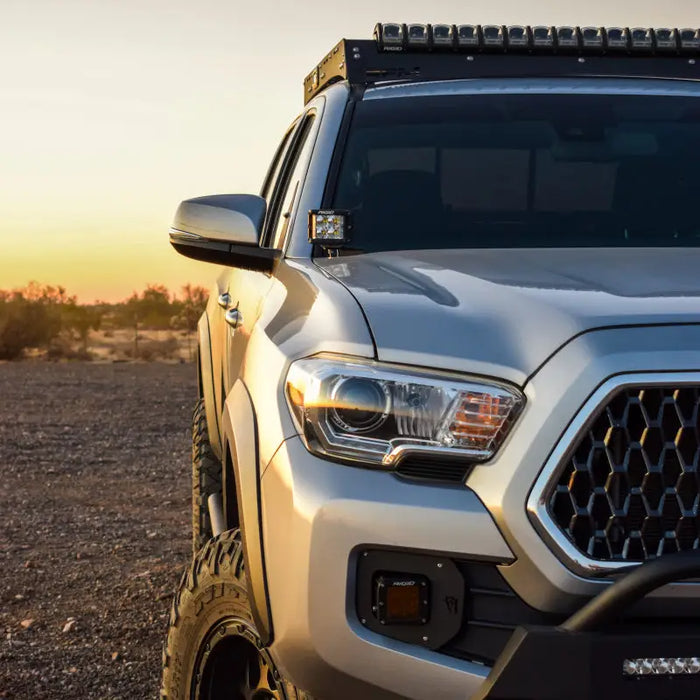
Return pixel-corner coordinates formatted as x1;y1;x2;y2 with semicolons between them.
548;385;700;562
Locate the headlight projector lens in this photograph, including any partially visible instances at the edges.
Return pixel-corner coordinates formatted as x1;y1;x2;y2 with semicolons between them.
331;377;389;433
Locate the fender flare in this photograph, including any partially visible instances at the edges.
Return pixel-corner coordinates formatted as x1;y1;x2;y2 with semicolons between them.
221;379;272;644
197;313;222;458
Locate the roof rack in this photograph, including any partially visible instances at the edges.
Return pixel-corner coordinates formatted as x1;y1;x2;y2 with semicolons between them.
303;24;700;104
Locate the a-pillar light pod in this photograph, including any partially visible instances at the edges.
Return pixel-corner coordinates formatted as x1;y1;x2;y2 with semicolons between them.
655;28;679;52
406;24;430;48
581;27;605;52
431;24;455;50
308;210;351;247
630;28;654;51
606;27;631;51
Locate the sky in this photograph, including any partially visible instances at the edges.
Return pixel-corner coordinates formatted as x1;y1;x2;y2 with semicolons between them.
2;0;699;302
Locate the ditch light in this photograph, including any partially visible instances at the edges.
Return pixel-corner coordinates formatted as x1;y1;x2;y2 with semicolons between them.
308;210;351;248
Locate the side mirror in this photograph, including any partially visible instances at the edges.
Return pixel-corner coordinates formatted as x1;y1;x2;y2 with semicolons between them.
169;194;281;273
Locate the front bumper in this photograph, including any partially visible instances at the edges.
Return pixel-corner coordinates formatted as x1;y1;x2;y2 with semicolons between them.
260;435;513;700
477;549;700;700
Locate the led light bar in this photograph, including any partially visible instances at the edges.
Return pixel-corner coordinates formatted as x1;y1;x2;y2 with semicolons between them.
623;657;700;676
372;23;700;55
308;210;351;247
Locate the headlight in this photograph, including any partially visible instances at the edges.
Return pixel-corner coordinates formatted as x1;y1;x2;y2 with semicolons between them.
285;355;524;467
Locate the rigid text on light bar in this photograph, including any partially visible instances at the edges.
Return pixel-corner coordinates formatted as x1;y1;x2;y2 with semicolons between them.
373;23;700;55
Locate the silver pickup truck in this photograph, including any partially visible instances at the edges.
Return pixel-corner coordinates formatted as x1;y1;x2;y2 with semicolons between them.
161;23;700;700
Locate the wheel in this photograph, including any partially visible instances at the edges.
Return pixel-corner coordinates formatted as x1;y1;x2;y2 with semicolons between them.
161;530;309;700
192;398;222;555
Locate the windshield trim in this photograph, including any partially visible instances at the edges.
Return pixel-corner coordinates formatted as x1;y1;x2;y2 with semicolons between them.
364;77;700;101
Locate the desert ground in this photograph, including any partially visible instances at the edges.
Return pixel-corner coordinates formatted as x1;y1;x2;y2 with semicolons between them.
0;362;196;699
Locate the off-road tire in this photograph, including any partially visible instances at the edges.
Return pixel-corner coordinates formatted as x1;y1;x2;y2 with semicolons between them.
192;399;222;555
161;529;309;699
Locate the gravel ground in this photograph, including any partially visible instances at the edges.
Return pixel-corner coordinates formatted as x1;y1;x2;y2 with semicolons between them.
0;362;196;699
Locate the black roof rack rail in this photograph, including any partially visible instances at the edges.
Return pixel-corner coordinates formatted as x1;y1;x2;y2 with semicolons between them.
303;24;700;105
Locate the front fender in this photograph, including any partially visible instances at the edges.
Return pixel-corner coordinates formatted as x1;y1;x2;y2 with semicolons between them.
221;379;272;644
197;312;221;458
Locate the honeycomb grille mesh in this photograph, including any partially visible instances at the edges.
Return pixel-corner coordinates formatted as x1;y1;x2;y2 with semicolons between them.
548;385;700;562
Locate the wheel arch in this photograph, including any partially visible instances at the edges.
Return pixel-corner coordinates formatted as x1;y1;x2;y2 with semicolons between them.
221;379;273;645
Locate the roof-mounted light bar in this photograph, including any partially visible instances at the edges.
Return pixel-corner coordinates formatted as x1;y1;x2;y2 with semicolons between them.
373;23;700;55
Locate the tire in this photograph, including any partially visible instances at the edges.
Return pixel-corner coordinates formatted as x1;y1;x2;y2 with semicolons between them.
192;398;222;555
161;530;309;700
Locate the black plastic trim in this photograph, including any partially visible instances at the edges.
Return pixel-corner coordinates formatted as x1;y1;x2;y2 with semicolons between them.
170;240;282;274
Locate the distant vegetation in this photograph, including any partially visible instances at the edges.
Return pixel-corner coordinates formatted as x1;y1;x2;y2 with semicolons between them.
0;282;208;361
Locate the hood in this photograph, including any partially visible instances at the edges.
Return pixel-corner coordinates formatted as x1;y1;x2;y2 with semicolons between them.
316;248;700;385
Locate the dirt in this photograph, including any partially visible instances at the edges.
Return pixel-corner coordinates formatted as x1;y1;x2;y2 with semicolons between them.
0;362;196;699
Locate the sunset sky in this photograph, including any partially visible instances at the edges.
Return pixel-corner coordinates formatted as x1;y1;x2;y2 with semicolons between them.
2;0;698;301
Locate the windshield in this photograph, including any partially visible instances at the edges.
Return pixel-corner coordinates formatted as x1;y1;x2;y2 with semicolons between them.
331;92;700;252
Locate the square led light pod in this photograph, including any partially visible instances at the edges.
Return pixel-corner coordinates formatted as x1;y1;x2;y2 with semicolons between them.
308;210;351;247
406;24;430;48
506;26;531;50
630;28;654;52
456;25;480;50
605;27;630;51
531;26;556;50
556;26;581;51
481;25;506;50
581;27;605;52
432;24;455;50
655;28;679;52
375;23;405;51
679;28;700;53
